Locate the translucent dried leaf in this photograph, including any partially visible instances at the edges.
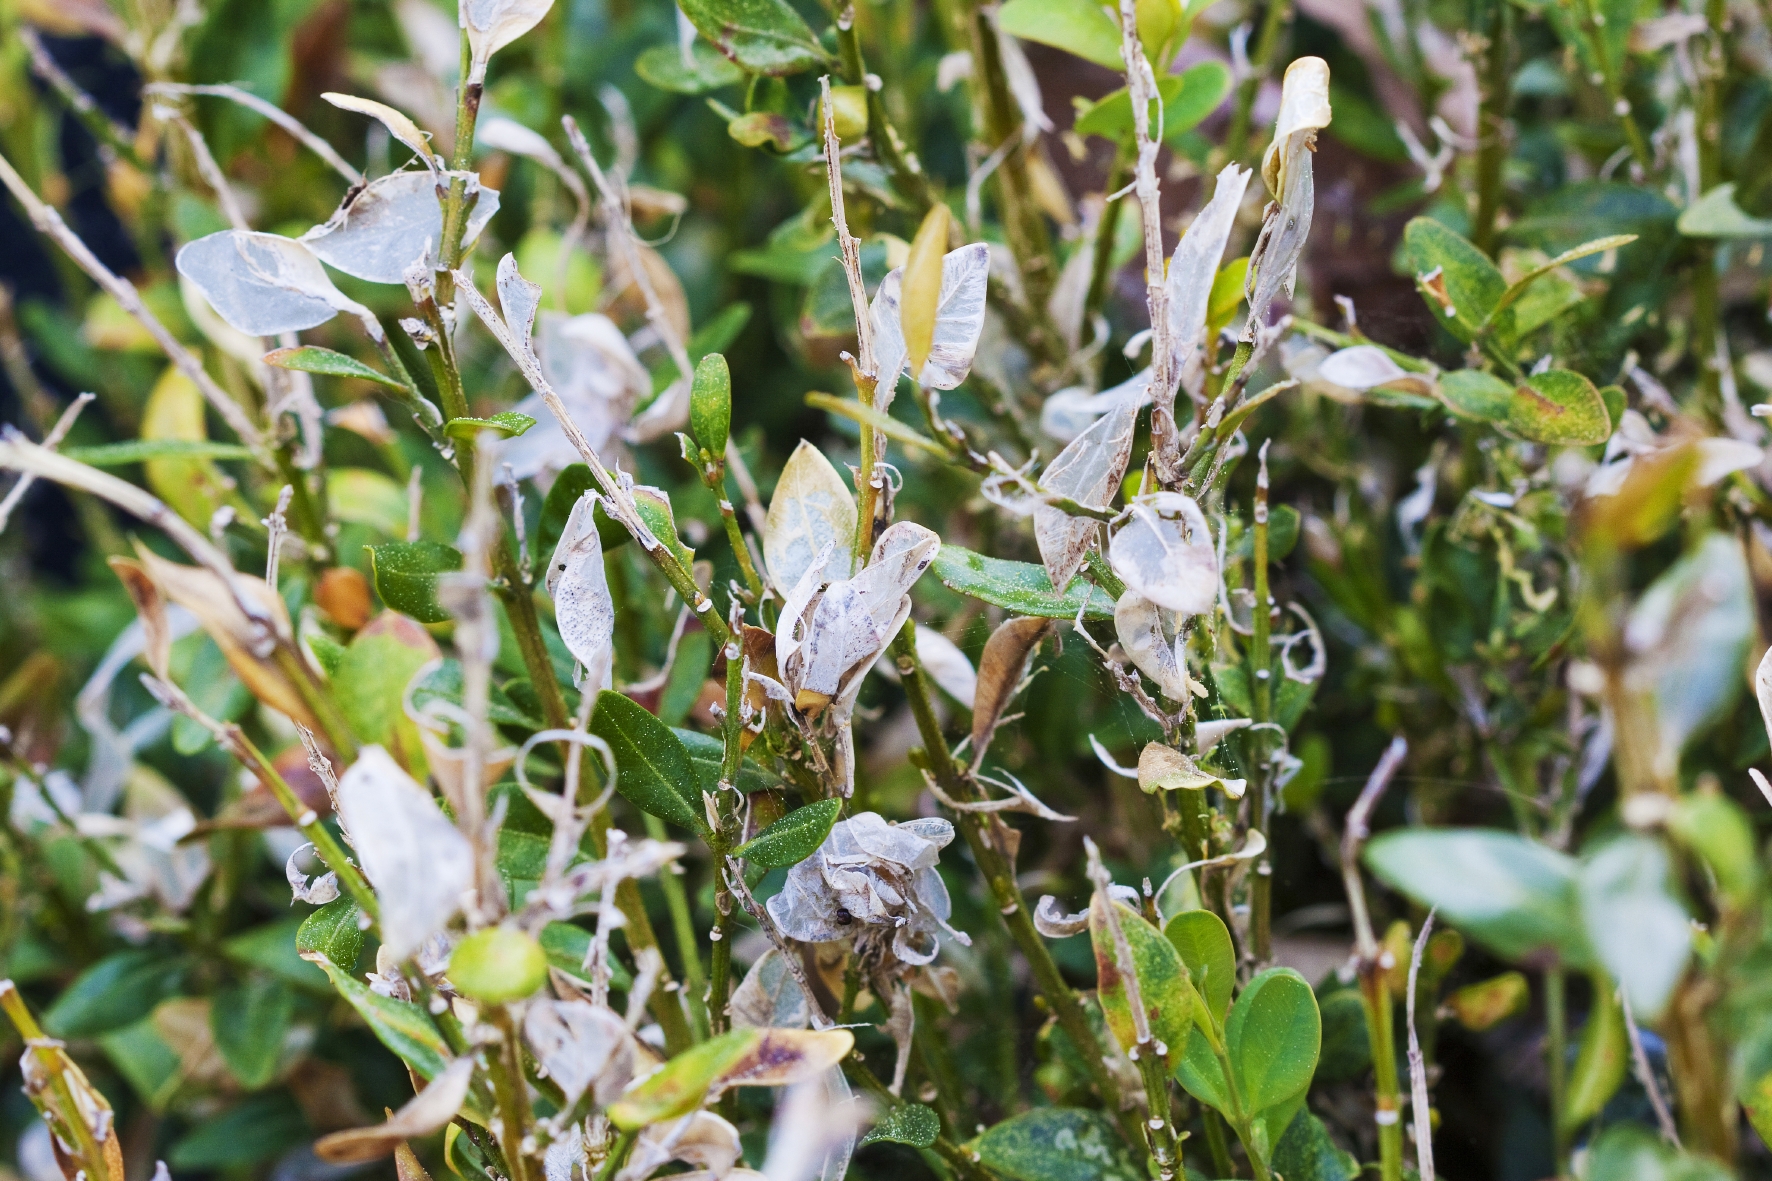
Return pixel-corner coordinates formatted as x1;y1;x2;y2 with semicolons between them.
107;557;170;680
616;1112;742;1181
523;998;636;1107
322;93;438;166
461;0;556;82
545;491;614;676
476;116;567;175
1033;395;1138;590
335;746;474;961
1165;164;1251;371
302;171;500;284
1316;345;1433;394
1113;590;1188;701
914;625;976;710
314;1056;474;1164
1034;895;1089;938
970;616;1050;763
1107;493;1217;617
729;949;811;1030
1138;742;1244;798
176;230;370;337
499;312;647;480
286;843;341;905
869;243;991;398
1039;371;1152;443
1247;57;1331;325
764;440;857;595
1260;57;1332;197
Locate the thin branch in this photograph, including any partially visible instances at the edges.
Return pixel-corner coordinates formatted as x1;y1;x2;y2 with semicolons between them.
1342;735;1409;959
1405;910;1437;1181
820;76;876;379
20;29;140;166
0;392;93;535
1620;986;1681;1147
144;82;362;184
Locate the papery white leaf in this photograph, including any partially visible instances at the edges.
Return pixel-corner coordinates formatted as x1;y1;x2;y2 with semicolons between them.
616;1112;741;1181
523;998;636;1107
919;243;990;390
302;171;501;284
764;440;857;595
1248;57;1331;326
1033;895;1089;938
1166;164;1251;373
1040;370;1153;443
915;625;976;709
1113;590;1189;701
869;269;908;406
462;0;556;83
1089;734;1138;778
729;948;811;1030
497;250;545;360
286;843;340;905
497;311;647;480
314;1055;474;1164
1261;57;1332;197
546;491;614;674
334;746;473;961
1695;437;1764;484
477;116;567;173
323;93;438;166
175;231;370;337
1033;395;1139;590
1107;493;1217;616
1195;717;1251;756
1317;345;1434;395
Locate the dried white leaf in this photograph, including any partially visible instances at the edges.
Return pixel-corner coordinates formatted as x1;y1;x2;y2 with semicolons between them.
497;250;545;359
869;270;907;406
914;625;976;710
1262;57;1333;197
285;843;340;905
1089;734;1138;778
616;1112;741;1181
729;948;811;1030
462;0;556;83
314;1055;474;1164
1033;394;1139;590
523;998;636;1107
1195;717;1251;756
764;440;858;595
1033;895;1089;938
322;93;438;166
1247;57;1331;327
1108;493;1218;617
546;491;614;677
1113;590;1189;701
175;231;371;337
302;171;500;284
477;116;566;175
497;311;648;480
334;746;474;961
1166;164;1251;373
1317;345;1433;395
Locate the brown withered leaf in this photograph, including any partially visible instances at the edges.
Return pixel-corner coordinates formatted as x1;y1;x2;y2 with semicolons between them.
969;617;1052;767
108;557;171;680
316;567;373;631
604;241;690;343
288;1056;376;1132
315;1057;474;1164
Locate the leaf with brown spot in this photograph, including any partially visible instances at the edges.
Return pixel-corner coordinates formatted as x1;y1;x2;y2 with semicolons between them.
969;616;1052;766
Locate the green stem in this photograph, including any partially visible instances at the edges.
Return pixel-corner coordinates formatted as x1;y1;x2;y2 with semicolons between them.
1247;466;1273;966
1471;0;1511;255
487;1006;537;1181
1084;141;1134;330
594;1131;638;1181
1692;0;1727;412
1360;961;1404;1181
842;1050;999;1181
887;624;1148;1157
1201;1108;1235;1178
0;983;114;1181
645;812;710;1041
1546;966;1569;1174
1573;0;1651;173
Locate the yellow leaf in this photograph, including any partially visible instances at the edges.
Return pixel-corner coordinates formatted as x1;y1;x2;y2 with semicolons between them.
900;204;951;377
141;367;227;529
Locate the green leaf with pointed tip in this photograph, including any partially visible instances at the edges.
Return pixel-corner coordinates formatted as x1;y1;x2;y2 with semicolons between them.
608;1029;760;1128
64;439;255;466
1510;369;1611;445
263;345;406;390
969;1108;1145;1181
1404;217;1510;343
931;545;1116;620
1229;967;1320;1115
296;899;365;974
1091;899;1192;1061
735;798;840;868
676;0;832;75
1490;234;1637;321
212;977;296;1090
1073;62;1232;142
997;0;1123;69
1678;183;1772;238
366;540;463;625
314;958;451;1080
635;40;745;94
1164;909;1235;1027
676;727;783;795
43;950;187;1038
1439;369;1513;422
445;411;536;440
589;691;710;835
861;1103;941;1148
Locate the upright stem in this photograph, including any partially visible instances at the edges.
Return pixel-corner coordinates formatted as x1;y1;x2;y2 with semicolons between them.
1471;0;1511;255
645;812;710;1041
1360;963;1404;1181
1546;966;1569;1173
0;983;114;1181
1246;449;1273;965
1691;0;1728;413
486;1005;536;1181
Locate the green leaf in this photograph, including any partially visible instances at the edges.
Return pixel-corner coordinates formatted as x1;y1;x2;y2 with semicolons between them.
366;540;464;625
539;921;634;991
63;439;255;466
1509;369;1612;445
411;660;544;731
1230;503;1300;563
1073;62;1232;142
1667;791;1761;908
727;111;804;152
861;1102;942;1148
634;486;696;571
659;628;714;728
1439;369;1513;422
315;958;452;1080
1403;217;1509;344
806;391;949;459
169;1094;311;1170
327;467;409;536
1314;989;1372;1083
1577;835;1690;1021
997;0;1124;70
100;1017;183;1112
1678;183;1772;238
334;628;437;750
1585;1123;1734;1181
930;545;1117;621
635;40;746;94
1490;234;1637;320
1272;1111;1360;1181
226;916;333;991
212;977;296;1090
1091;899;1192;1061
445;411;536;440
677;0;833;75
43;950;187;1038
1562;971;1627;1133
608;1029;760;1128
589;690;710;834
295;899;366;974
1164;909;1235;1027
1229;967;1320;1115
676;727;782;794
263;345;405;389
1365;829;1591;966
690;352;732;455
1506;182;1678;266
735;798;840;868
968;1108;1145;1181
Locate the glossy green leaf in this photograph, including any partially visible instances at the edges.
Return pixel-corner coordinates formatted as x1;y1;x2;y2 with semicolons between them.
677;727;782;794
931;544;1116;621
1073;62;1232;142
226;916;332;991
589;690;710;834
659;628;714;728
1509;369;1611;445
1667;791;1761;908
1677;183;1772;238
968;1108;1144;1181
1490;234;1636;320
634;486;696;570
1584;1123;1734;1181
690;352;732;455
43;950;187;1038
263;344;405;389
411;659;544;731
1577;835;1690;1021
64;439;255;466
445;411;536;440
538;921;634;990
1229;967;1320;1115
1365;829;1591;967
212;977;296;1089
860;1102;941;1148
295;898;366;974
608;1029;760;1128
1272;1111;1360;1181
1230;504;1300;563
169;1094;311;1170
677;0;832;75
1403;217;1509;344
1091;899;1191;1060
99;1017;183;1112
997;0;1123;70
1314;989;1372;1083
635;40;745;94
366;540;464;625
734;798;840;868
315;959;451;1080
1164;908;1235;1027
1562;971;1627;1133
1438;369;1513;422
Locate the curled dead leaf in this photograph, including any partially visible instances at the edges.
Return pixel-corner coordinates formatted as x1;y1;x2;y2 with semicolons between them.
969;616;1051;767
